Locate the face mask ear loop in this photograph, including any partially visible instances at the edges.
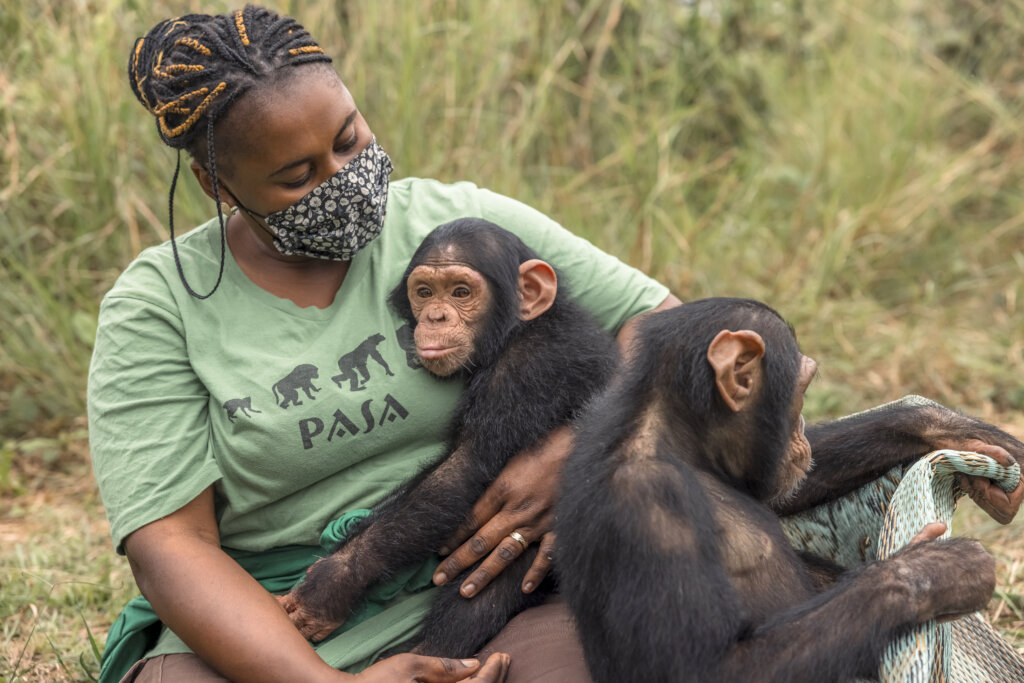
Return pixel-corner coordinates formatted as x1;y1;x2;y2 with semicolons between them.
167;117;228;300
231;195;278;242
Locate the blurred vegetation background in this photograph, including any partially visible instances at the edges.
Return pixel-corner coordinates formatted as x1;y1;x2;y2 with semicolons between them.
1;0;1022;679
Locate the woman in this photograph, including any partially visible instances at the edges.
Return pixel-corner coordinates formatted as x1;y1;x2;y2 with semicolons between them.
90;5;679;682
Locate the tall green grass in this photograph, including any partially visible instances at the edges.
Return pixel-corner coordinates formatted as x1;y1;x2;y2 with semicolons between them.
1;0;1022;438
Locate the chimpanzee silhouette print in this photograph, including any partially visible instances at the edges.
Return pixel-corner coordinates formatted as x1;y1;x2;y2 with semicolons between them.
272;364;321;408
331;333;395;391
223;396;261;421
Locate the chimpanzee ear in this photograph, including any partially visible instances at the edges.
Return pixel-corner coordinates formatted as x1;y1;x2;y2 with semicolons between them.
517;259;558;321
706;330;766;412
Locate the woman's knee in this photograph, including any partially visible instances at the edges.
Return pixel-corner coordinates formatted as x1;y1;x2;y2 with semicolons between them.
477;596;593;683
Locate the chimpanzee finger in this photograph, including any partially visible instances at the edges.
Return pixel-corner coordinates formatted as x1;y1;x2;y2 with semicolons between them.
957;473;1022;525
960;439;1014;467
521;532;556;593
456;531;532;598
908;522;946;546
976;479;1022;525
1003;482;1024;520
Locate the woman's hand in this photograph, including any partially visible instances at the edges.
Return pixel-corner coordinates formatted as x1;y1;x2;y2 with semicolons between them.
353;653;509;682
432;427;570;597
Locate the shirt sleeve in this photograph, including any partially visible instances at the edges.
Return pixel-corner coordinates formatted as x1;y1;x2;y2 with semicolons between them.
87;260;222;554
475;187;671;333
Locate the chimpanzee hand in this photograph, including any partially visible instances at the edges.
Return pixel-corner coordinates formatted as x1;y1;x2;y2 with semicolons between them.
277;555;357;642
933;438;1024;524
432;427;571;598
904;522;986;625
352;653;510;682
886;533;996;623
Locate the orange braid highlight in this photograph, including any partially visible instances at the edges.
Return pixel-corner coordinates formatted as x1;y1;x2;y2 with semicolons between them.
157;81;227;139
132;39;152;109
160;64;205;76
152;88;204;115
163;19;187;36
132;38;144;74
174;37;211;56
289;45;324;56
234;10;250;46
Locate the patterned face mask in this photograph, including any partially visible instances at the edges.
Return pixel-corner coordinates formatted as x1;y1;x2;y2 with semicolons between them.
240;138;393;261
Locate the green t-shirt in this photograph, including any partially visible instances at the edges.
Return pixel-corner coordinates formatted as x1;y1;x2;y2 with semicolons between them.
87;177;669;669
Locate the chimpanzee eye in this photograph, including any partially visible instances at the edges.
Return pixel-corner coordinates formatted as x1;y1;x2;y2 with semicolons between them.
452;286;471;298
416;286;432;298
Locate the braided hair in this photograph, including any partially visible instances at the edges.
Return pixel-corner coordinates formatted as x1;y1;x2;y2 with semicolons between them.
128;5;334;298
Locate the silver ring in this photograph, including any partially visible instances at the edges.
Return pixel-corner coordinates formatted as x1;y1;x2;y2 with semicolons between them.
509;531;529;550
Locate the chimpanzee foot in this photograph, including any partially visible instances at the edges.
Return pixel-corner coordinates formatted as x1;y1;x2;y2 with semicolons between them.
277;592;343;642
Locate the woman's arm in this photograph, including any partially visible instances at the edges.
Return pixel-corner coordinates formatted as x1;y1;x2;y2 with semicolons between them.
125;486;350;682
433;293;683;596
125;486;507;682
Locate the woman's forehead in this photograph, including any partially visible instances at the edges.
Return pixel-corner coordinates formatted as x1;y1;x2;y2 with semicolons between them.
216;68;355;167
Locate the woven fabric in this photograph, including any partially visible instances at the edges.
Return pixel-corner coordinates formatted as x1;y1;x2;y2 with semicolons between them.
781;397;1024;682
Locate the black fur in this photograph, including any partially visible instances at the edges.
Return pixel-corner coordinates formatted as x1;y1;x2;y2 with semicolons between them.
556;298;1014;682
292;218;619;656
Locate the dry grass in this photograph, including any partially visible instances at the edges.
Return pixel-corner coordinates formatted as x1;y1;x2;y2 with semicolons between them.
1;425;133;682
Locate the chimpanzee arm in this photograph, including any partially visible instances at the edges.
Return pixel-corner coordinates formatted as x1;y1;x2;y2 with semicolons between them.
775;398;1024;515
708;537;995;683
283;444;492;640
286;365;567;633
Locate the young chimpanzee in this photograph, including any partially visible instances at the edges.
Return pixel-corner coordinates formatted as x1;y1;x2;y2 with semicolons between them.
556;297;1024;683
278;218;619;656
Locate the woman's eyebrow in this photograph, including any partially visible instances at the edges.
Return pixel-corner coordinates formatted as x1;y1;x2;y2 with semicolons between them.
267;110;358;178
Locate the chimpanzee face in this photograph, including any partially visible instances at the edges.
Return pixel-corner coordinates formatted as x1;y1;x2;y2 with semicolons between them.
773;354;818;502
406;261;492;377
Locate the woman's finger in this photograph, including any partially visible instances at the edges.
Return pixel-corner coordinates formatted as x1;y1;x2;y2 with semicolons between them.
521;532;556;593
434;512;525;588
470;652;510;682
440;484;505;556
457;530;534;598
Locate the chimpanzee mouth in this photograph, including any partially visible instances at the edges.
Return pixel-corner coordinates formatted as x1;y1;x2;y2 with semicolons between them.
418;346;455;359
